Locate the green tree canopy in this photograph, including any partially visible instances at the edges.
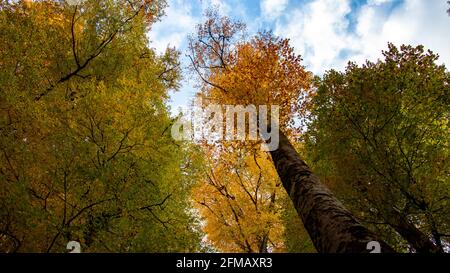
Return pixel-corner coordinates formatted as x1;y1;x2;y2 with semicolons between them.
0;0;204;252
305;44;449;252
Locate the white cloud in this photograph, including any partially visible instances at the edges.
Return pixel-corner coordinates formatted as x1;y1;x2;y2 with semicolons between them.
353;0;450;67
148;0;198;53
149;0;242;54
381;0;449;65
275;0;450;75
203;0;232;15
261;0;289;19
275;0;355;73
367;0;393;6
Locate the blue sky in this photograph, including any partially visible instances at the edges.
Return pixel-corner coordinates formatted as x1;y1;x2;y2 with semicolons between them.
148;0;450;114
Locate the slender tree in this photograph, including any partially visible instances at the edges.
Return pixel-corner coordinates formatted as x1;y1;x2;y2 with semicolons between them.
189;12;395;253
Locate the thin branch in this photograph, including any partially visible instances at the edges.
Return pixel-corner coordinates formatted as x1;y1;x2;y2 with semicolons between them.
36;5;145;100
139;193;173;211
188;54;229;94
71;6;80;68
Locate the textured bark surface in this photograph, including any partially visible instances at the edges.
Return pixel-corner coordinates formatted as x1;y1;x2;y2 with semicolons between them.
270;131;396;253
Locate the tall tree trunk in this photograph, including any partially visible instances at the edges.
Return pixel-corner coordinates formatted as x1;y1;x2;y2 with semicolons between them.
269;131;395;253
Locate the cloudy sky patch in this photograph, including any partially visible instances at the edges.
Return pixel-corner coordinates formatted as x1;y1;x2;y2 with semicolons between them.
148;0;450;113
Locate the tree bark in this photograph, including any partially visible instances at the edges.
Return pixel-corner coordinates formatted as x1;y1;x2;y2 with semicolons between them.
269;131;396;253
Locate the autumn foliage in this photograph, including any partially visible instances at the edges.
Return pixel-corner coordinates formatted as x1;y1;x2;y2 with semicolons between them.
0;2;448;253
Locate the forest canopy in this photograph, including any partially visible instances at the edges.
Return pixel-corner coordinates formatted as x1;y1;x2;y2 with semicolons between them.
0;0;448;253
